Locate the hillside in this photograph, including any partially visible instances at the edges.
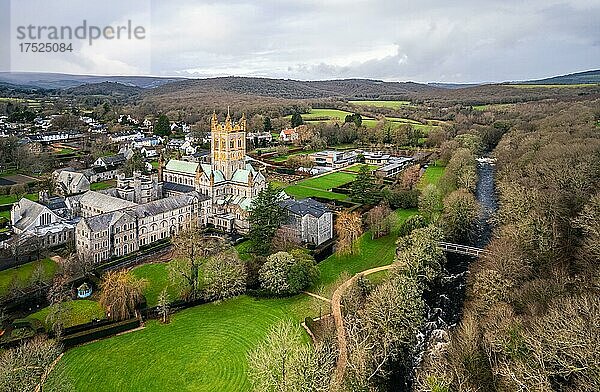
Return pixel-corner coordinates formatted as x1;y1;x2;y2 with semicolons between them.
63;82;143;97
0;72;184;90
512;69;600;85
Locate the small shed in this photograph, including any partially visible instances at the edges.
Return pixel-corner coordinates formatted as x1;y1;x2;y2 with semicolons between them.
77;282;92;299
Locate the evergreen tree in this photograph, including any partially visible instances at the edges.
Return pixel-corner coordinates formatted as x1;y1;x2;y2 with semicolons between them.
291;113;304;127
248;184;286;255
154;114;171;136
350;165;378;204
263;116;273;133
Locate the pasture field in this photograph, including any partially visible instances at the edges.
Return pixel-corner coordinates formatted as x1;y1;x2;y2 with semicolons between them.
348;100;412;109
0;258;57;298
26;300;105;331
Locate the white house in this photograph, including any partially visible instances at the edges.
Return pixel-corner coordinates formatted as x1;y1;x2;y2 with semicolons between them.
278;198;333;246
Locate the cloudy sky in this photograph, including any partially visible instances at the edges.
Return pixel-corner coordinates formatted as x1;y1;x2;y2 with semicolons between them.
5;0;600;83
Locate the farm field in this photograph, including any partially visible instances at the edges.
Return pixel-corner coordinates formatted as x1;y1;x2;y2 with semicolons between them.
349;100;412;109
0;258;57;298
26;300;105;331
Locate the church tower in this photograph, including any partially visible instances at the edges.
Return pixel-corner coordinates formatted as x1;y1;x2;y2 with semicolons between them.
211;109;247;179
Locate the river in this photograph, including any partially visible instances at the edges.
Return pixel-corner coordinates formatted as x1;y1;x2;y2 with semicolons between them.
394;159;498;390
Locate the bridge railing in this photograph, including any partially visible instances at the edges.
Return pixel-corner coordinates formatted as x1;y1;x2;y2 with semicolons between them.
438;241;488;257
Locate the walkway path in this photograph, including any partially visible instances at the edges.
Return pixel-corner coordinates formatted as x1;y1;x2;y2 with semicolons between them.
331;263;396;384
303;291;332;303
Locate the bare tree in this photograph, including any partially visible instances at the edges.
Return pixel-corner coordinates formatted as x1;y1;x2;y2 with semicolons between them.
335;211;363;255
365;204;393;239
99;270;147;321
156;288;171;324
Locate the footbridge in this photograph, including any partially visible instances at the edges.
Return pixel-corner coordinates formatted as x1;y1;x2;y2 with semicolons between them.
438;241;488;257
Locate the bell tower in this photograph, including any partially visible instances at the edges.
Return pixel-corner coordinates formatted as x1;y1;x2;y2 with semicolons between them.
211;108;247;179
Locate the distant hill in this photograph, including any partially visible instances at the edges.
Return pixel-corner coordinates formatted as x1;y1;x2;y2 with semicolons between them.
0;72;184;90
147;77;442;100
511;69;600;85
63;81;143;97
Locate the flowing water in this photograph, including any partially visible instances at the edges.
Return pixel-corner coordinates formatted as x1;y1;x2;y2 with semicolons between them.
396;159;498;390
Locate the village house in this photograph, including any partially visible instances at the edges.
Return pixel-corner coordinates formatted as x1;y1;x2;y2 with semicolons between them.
279;128;299;143
278;198;333;246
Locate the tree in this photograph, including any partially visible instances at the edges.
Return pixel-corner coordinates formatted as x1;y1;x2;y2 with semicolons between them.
365;203;393;239
122;151;146;176
419;184;443;223
290;112;304;128
350;165;378;204
156;288;171;324
249;184;286;255
441;189;481;243
335;211;363;255
263;116;273;133
271;225;302;252
401;165;421;190
202;248;247;301
248;320;336;392
395;225;445;287
0;336;71;392
440;148;478;194
345;113;362;127
99;270;147;321
258;250;319;296
169;226;227;300
154;114;171;136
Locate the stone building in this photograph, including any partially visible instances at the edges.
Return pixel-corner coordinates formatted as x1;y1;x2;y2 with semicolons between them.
278;198;333;246
161;110;266;233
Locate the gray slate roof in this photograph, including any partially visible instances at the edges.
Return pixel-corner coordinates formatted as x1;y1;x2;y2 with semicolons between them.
279;198;330;218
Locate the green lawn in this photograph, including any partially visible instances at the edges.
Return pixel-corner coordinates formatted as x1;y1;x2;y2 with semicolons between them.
90;180;115;191
47;295;321;392
284;171;356;201
0;192;38;206
313;209;417;292
132;263;182;307
284;185;348;201
349;100;412;109
418;164;446;189
296;172;356;190
47;205;418;391
0;258;58;298
345;164;379;173
0;210;10;220
271;149;317;163
26;300;105;331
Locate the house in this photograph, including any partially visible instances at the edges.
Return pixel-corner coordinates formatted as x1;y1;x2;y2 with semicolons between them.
110;131;144;143
132;136;163;149
53;168;91;195
141;147;158;158
247;131;273;146
93;153;127;169
279;128;299;143
166;138;185;150
278;198;333;246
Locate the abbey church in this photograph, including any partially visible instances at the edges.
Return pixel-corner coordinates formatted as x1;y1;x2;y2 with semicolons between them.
161;110;266;232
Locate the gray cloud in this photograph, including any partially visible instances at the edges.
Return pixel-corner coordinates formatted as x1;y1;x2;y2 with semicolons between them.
10;0;600;82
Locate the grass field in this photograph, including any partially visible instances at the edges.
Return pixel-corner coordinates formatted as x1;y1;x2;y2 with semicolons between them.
47;294;321;392
0;210;10;220
313;209;416;292
0;258;57;298
90;180;116;191
0;192;38;206
344;164;379;173
48;206;418;391
284;171;356;201
284;185;348;201
349;100;412;109
132;263;182;307
418;164;446;189
26;300;105;331
271;149;317;163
